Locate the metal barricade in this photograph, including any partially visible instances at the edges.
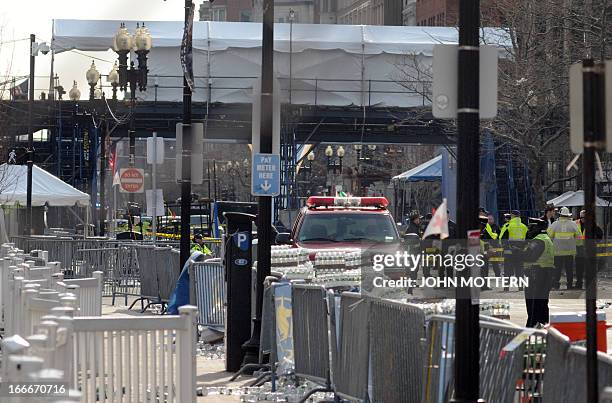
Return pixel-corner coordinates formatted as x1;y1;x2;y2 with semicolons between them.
541;327;571;403
370;299;425;403
543;328;612;403
157;247;181;302
190;260;225;327
131;244;160;311
335;292;370;403
292;284;332;388
110;243;140;304
423;315;527;403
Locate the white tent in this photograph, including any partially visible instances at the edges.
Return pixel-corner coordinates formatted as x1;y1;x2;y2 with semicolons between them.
547;191;609;207
52;20;510;106
0;164;90;207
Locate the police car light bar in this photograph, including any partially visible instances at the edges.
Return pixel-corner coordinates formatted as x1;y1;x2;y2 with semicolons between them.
306;196;389;208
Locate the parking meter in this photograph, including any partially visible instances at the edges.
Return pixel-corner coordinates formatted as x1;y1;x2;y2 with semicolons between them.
223;212;256;372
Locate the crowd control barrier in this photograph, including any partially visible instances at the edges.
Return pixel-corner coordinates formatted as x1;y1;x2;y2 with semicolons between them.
191;259;226;328
370;299;426;403
542;327;612;403
335;292;370;402
131;245;181;312
292;284;334;401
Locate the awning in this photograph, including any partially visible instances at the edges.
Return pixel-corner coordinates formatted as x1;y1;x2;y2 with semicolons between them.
392;155;442;183
547;190;609;207
0;164;90;207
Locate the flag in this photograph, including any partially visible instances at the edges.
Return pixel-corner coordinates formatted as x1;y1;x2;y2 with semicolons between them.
180;1;195;91
10;79;29;100
422;199;449;240
112;170;121;187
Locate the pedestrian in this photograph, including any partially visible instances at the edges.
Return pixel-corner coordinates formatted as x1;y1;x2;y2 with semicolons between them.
499;210;528;291
191;233;212;255
522;217;554;327
541;204;556;228
404;210;423;238
574;209;603;289
547;206;581;289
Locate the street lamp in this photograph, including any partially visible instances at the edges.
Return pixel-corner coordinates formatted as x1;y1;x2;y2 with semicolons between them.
107;62;120;101
68;81;81;101
86;61;101;101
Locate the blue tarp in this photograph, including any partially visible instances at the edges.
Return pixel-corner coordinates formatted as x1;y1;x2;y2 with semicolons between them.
167;251;205;315
392;155;442;182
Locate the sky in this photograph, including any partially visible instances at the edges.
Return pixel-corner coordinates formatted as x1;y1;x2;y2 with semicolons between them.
0;0;200;99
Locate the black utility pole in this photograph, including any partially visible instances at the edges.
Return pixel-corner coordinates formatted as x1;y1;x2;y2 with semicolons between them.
242;0;274;365
582;58;604;403
25;34;35;235
452;1;482;403
179;0;194;270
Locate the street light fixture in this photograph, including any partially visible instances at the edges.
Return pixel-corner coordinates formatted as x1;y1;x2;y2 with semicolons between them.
68;81;81;101
107;62;120;100
86;61;101;101
326;145;343;174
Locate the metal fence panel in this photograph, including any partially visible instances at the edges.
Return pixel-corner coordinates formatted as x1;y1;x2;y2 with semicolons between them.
335;292;370;402
292;284;331;385
370;299;425;403
191;260;225;327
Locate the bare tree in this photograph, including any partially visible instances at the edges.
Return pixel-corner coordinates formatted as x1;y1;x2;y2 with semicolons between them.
392;0;611;208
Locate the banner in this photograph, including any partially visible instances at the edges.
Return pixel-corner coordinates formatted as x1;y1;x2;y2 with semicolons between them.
180;1;195;91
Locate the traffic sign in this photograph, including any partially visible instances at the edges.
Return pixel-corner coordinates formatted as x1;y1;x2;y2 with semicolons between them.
146;136;164;165
432;44;499;119
175;123;204;185
569;63;584;153
251;153;280;197
119;168;145;193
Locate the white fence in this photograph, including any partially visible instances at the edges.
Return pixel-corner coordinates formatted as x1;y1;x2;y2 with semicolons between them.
0;243;198;403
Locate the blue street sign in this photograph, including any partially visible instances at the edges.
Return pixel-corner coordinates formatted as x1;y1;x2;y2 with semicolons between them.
251;153;280;196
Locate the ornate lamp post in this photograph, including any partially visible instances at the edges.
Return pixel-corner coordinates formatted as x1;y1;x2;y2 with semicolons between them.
86;61;101;101
68;81;81;101
107;62;120;101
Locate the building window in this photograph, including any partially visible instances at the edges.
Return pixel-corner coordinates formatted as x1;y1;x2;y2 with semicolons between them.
240;10;251;22
212;7;226;21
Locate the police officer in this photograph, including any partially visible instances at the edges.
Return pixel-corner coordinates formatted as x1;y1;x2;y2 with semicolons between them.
191;233;212;255
479;211;498;290
499;210;528;290
522;218;554;327
404;210;423;238
548;206;581;290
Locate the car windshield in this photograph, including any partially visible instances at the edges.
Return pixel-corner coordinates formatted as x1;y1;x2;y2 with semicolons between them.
297;213;398;243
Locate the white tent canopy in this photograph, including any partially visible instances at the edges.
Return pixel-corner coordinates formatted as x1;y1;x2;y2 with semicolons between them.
0;164;90;207
52;20;510;105
547;190;609;207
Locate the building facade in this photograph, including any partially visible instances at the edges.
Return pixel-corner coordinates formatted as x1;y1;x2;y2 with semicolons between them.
336;0;403;25
252;0;317;23
415;0;458;26
199;0;254;22
402;0;417;26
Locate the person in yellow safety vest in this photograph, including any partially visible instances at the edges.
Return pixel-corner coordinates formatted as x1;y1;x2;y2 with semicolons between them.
522;217;555;327
479;211;498;291
499;210;528;290
487;212;504;274
547;206;581;290
191;233;213;255
574;209;603;289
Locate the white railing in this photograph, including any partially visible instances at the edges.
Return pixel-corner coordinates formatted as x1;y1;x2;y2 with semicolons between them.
70;305;197;403
0;243;199;403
